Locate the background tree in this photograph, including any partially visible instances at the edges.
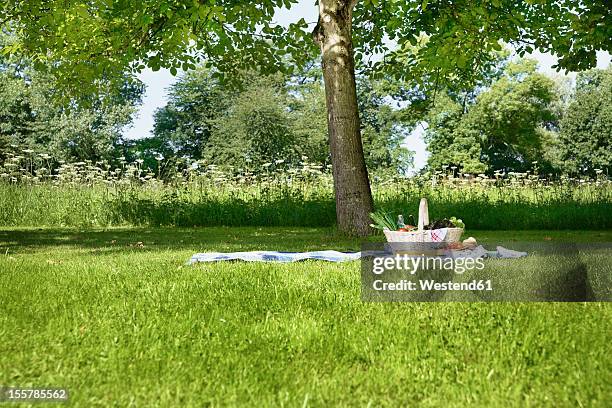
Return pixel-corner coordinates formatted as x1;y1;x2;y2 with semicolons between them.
425;94;487;174
0;68;34;161
153;68;231;160
0;59;143;164
205;74;296;168
287;71;330;166
558;67;612;175
152;70;298;169
425;59;559;174
150;66;412;172
3;0;609;234
122;135;176;178
357;77;413;174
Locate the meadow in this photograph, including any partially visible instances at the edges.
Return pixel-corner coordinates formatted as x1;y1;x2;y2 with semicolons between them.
1;227;611;407
1;155;611;406
1;156;611;230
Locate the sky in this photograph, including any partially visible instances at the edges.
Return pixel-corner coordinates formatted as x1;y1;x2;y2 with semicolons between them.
123;1;611;173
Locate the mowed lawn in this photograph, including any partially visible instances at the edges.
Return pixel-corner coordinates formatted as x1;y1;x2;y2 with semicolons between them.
0;227;610;407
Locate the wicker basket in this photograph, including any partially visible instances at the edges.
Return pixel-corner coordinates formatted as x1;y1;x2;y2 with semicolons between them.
383;198;463;253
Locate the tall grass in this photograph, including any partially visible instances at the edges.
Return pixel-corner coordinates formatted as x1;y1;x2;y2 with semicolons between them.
1;154;611;229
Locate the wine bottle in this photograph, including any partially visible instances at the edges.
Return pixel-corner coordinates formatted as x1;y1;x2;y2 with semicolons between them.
397;214;405;229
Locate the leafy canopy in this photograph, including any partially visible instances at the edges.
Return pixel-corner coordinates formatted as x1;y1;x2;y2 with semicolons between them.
1;1;609;95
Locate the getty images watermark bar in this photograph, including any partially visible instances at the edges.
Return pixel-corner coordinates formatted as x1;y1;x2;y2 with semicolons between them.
360;242;612;302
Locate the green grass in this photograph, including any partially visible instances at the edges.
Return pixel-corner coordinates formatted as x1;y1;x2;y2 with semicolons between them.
1;180;611;229
0;227;610;406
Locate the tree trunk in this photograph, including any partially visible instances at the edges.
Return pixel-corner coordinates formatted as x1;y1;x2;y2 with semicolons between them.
313;0;374;236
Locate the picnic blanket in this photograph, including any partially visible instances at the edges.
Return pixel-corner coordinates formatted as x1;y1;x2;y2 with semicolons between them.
187;246;527;265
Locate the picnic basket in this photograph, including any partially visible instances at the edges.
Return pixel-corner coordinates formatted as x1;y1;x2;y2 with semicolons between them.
383;198;463;249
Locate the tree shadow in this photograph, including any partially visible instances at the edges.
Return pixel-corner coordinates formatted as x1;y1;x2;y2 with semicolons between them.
0;227;365;255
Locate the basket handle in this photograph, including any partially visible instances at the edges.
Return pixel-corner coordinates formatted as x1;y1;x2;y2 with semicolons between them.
418;197;429;231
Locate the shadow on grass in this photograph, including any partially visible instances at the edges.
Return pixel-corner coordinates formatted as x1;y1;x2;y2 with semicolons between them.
110;198;337;228
0;227;365;255
379;199;612;230
2;228;612;257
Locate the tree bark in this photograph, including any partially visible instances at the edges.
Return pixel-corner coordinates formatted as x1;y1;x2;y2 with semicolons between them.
313;0;374;236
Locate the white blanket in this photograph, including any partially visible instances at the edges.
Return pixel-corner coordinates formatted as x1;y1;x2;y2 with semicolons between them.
187;246;527;264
